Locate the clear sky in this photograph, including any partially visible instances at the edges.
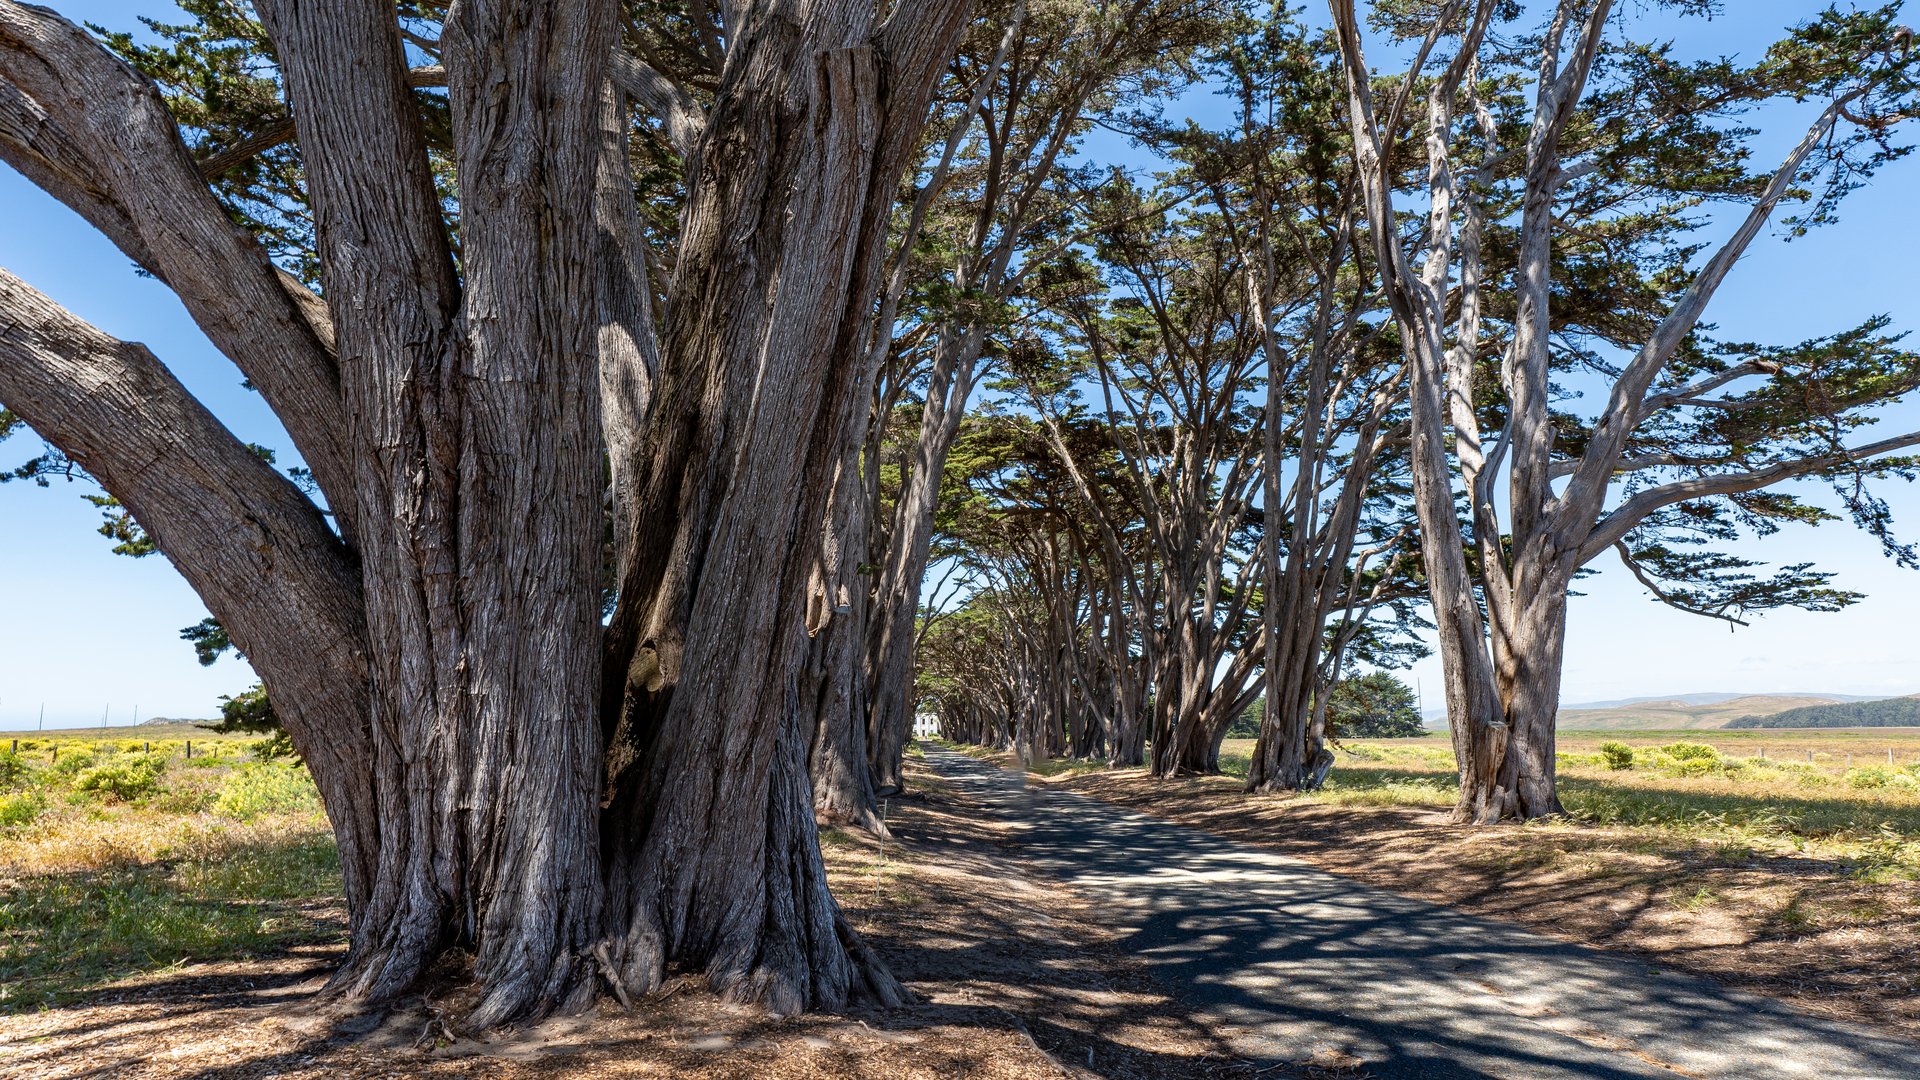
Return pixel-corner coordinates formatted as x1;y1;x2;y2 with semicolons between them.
3;1;1918;730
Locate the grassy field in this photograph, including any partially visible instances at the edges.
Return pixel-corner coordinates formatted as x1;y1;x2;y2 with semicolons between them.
0;725;340;1012
1550;694;1861;730
1208;729;1920;879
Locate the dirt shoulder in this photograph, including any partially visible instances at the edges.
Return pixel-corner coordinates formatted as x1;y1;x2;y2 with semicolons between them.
1037;760;1920;1043
0;760;1296;1080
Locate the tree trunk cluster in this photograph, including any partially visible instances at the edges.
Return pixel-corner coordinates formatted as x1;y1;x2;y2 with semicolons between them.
0;0;969;1022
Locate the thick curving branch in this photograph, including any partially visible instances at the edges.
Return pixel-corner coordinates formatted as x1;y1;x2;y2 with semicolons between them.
610;51;705;157
0;1;350;529
0;265;377;916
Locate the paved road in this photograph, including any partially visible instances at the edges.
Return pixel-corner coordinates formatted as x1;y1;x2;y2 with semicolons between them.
920;746;1920;1080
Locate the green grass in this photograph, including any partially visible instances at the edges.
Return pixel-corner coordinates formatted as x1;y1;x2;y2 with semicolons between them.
1223;735;1920;877
963;731;1920;880
0;733;344;1013
0;830;341;1011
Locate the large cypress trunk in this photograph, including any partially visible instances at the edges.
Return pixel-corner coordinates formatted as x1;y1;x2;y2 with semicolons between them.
255;0;613;1025
5;0;971;1024
595;0;964;1007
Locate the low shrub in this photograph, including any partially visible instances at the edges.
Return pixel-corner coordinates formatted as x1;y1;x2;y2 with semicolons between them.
1665;756;1724;778
1598;741;1635;770
0;791;43;830
1846;766;1899;789
248;732;298;762
1659;742;1719;762
0;749;34;789
213;763;322;820
72;755;167;803
49;751;97;777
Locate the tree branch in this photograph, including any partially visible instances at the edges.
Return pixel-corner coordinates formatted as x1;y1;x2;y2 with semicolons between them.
0;1;351;527
1613;541;1748;627
0;266;377;904
609;51;704;158
1556;91;1863;531
1579;428;1920;564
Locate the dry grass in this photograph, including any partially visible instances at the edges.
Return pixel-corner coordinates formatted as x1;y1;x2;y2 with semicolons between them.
0;737;338;1014
0;754;1315;1080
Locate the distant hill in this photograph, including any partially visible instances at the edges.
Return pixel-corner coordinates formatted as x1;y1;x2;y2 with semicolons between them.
1557;693;1872;730
1726;696;1920;729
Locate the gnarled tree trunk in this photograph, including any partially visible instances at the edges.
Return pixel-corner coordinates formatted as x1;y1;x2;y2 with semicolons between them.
1;0;969;1025
596;0;968;1013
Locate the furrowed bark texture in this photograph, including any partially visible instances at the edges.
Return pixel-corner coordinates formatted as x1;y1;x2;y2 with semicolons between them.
257;0;613;1022
6;0;969;1023
600;0;970;1013
806;455;886;834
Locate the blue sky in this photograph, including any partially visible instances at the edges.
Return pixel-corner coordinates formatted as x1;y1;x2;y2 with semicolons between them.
3;1;1919;729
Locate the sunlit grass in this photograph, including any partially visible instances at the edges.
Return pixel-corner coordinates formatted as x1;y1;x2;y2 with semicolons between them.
0;733;342;1012
1216;734;1920;878
937;730;1920;880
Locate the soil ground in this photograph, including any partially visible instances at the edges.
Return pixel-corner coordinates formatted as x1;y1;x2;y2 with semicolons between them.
0;758;1309;1080
1037;758;1920;1042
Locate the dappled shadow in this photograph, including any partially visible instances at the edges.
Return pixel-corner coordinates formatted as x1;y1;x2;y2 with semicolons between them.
925;748;1920;1080
1;765;1319;1080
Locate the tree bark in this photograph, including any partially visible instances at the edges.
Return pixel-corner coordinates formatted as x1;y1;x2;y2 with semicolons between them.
807;451;886;834
256;0;614;1023
597;0;969;1011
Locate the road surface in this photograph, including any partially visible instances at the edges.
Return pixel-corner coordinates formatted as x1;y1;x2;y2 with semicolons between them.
920;746;1920;1080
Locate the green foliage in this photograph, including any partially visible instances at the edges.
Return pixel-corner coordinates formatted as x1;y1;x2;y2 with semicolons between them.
80;494;156;557
179;617;236;666
0;749;34;789
0;792;43;830
1845;765;1920;791
72;756;167;803
213;684;280;736
50;751;96;777
213;762;321;821
248;732;298;761
1599;741;1635;770
1326;673;1426;739
1659;742;1721;762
